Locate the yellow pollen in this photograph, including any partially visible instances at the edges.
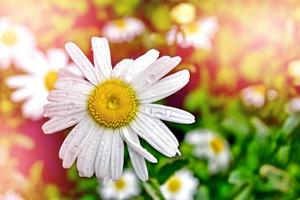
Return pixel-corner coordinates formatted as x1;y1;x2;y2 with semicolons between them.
44;70;58;91
87;79;138;129
184;23;199;34
114;178;127;191
167;177;182;193
253;85;266;95
210;137;224;154
1;29;18;46
114;19;127;29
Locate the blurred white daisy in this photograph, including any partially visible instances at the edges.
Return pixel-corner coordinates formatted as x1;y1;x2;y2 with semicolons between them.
42;37;194;185
285;97;300;114
160;169;198;200
241;85;266;108
1;191;24;200
0;18;36;69
6;49;77;120
170;3;196;24
185;129;231;174
166;17;218;49
102;17;145;43
288;59;300;85
99;169;140;200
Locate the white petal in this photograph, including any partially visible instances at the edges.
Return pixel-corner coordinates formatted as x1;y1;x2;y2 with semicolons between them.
110;130;124;181
47;48;68;70
55;77;94;95
95;129;113;179
58;68;82;79
22;95;46;120
10;87;34;102
112;59;134;78
123;49;159;83
140;104;195;124
6;75;35;88
42;112;86;134
138;70;190;103
133;56;181;91
101;174;111;186
120;127;157;163
127;129;149;181
61;117;95;169
65;42;98;85
44;102;86;117
92;37;112;81
48;89;87;103
77;124;100;177
58;116;92;159
131;114;178;157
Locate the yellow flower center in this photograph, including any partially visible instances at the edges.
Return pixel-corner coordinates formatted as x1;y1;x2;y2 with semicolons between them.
114;178;127;191
87;79;138;129
209;137;224;154
170;3;196;24
184;23;199;35
167;177;182;193
114;19;127;29
44;71;58;91
0;99;13;114
253;85;266;95
1;29;18;46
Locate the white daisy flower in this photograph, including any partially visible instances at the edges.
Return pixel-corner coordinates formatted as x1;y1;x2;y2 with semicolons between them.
102;17;145;43
285;97;300;114
99;169;140;199
166;17;218;49
42;37;195;184
241;85;266;108
185;129;231;174
170;3;196;25
160;169;198;200
288;59;300;85
1;191;24;200
0;18;36;69
6;49;78;120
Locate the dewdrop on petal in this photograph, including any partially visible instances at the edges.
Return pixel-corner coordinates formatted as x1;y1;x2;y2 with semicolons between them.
42;37;195;185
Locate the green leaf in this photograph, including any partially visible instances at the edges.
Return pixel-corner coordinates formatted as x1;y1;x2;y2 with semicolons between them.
184;88;208;113
281;113;300;137
79;194;99;200
149;5;171;31
233;185;253;200
228;169;253;185
77;178;98;192
143;178;164;200
195;185;210;200
113;0;140;16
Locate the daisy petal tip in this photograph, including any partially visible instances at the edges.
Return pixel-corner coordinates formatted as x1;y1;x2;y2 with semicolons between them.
41;124;51;134
148;49;160;57
149;155;158;163
176;149;182;156
173;56;182;63
92;36;108;42
62;161;72;169
64;42;75;49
